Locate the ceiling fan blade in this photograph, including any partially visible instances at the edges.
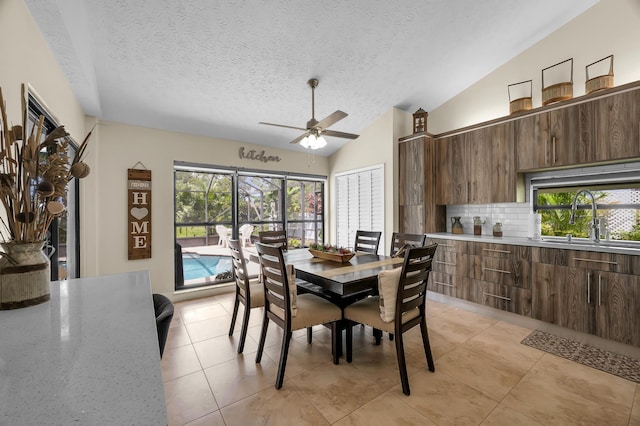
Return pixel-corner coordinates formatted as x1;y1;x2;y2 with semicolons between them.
322;129;359;139
313;110;347;130
289;132;310;145
259;121;308;131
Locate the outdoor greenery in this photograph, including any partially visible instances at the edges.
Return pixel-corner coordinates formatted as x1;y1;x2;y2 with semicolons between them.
537;192;601;238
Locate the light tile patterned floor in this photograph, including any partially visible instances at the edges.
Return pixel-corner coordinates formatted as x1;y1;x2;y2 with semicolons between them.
162;292;640;425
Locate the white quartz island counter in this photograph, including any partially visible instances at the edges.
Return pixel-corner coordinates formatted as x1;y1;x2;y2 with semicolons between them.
0;270;166;425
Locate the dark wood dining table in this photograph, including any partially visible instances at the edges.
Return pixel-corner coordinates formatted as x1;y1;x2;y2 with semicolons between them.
247;247;404;360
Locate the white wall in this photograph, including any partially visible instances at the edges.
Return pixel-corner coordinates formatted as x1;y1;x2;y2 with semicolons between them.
328;108;412;254
91;121;328;299
428;0;640;134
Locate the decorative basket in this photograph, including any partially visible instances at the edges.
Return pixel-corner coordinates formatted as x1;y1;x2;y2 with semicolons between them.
542;58;573;106
308;249;355;263
585;55;614;94
508;80;533;114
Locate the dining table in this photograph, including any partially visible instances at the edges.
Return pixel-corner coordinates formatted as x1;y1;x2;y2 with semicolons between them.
247;247;404;360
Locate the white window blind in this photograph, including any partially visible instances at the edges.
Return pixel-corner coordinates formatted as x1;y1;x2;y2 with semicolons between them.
335;165;384;253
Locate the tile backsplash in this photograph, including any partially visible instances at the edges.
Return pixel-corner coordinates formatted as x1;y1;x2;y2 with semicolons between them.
446;202;532;238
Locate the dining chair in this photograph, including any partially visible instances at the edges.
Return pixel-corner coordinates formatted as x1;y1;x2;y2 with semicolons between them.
389;232;427;257
258;230;288;251
344;243;438;395
153;293;174;358
228;239;265;353
215;224;230;247
239;224;254;247
354;230;382;254
254;242;342;389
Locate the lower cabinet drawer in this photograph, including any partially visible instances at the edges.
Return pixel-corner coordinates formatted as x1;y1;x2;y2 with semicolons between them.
432;252;469;276
468;279;532;317
428;271;467;299
469;255;531;289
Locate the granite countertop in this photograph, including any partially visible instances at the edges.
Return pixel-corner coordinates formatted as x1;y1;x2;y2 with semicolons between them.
426;232;640;256
0;270;166;425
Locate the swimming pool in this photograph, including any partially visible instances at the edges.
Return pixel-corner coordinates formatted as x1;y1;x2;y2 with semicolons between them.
182;253;233;282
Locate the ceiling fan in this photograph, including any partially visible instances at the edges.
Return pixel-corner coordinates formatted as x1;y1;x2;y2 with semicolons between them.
259;78;359;149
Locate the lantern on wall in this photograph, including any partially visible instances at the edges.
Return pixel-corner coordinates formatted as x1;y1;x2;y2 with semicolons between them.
412;108;428;134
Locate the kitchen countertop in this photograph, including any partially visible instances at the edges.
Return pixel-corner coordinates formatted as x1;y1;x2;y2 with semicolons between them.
0;270;166;425
426;232;640;256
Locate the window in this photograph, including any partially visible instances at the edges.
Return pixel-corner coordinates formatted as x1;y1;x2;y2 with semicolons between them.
174;163;325;290
27;94;80;280
335;165;384;252
532;170;640;243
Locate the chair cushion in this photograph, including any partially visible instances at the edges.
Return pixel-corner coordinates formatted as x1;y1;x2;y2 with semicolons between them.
378;267;402;322
268;293;342;330
344;296;420;334
286;264;298;316
248;282;265;308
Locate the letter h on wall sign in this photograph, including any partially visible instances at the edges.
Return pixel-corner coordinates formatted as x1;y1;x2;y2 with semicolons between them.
128;168;152;260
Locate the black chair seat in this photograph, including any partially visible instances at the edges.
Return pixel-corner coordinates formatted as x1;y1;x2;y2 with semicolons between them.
153;293;174;358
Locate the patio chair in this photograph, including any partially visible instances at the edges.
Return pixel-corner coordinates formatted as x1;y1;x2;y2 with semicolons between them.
215;225;230;247
344;243;438;395
239;224;254;247
354;230;382;254
228;239;264;353
254;242;342;389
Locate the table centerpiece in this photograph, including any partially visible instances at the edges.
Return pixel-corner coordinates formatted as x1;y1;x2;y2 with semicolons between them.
308;243;355;263
0;85;92;309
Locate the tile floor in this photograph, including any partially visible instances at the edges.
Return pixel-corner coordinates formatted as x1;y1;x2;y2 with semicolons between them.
162;291;640;425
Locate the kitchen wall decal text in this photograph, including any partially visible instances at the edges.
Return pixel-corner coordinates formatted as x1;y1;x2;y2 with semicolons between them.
239;147;281;163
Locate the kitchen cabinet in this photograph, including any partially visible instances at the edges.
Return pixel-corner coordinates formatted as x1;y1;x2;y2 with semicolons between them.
434;134;468;205
398;134;446;233
427;238;469;297
593;88;640;162
468;241;532;316
435;121;516;204
516;102;593;171
532;247;640;346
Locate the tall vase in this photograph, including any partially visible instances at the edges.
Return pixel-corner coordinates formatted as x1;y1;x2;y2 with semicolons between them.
0;241;51;310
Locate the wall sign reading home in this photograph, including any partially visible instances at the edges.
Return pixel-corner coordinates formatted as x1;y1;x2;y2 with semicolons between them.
239;147;281;163
128;169;152;260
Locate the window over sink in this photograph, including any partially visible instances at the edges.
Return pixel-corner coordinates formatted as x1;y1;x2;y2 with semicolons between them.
530;167;640;243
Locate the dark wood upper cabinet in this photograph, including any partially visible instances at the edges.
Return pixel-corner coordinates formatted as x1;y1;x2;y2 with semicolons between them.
435;134;469;205
593;89;640;162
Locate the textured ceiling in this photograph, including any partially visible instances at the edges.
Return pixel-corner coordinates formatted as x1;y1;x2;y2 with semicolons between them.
24;0;597;155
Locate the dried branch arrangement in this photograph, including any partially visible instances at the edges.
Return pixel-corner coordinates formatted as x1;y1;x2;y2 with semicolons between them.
0;84;92;243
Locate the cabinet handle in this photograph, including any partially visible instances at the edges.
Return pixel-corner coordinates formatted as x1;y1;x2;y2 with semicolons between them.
435;281;454;288
483;292;511;302
552;136;557;164
598;274;602;306
435;260;456;266
573;257;618;266
545;139;549;165
482;248;511;254
482;266;511;274
587;272;591;304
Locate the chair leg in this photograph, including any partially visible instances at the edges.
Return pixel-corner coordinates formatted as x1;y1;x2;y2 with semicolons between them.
394;332;410;396
237;303;251;353
255;314;269;363
331;322;340;365
275;330;292;389
307;327;313;344
389;333;394;341
373;328;382;345
420;319;436;372
345;321;353;363
228;297;239;336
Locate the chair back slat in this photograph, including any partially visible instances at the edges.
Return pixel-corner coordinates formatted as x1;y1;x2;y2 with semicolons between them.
259;230;288;251
255;242;291;320
390;232;427;257
354;230;382;254
395;244;437;321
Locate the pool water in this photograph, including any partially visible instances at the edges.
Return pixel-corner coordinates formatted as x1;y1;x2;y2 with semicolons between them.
182;253;233;281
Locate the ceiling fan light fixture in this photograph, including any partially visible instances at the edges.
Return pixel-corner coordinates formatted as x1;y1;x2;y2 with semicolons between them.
300;135;310;148
313;136;327;149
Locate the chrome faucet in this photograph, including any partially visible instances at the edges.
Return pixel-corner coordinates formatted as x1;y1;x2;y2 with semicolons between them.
569;189;600;243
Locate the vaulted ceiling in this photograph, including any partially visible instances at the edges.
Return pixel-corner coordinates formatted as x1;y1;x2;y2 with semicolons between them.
25;0;597;155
